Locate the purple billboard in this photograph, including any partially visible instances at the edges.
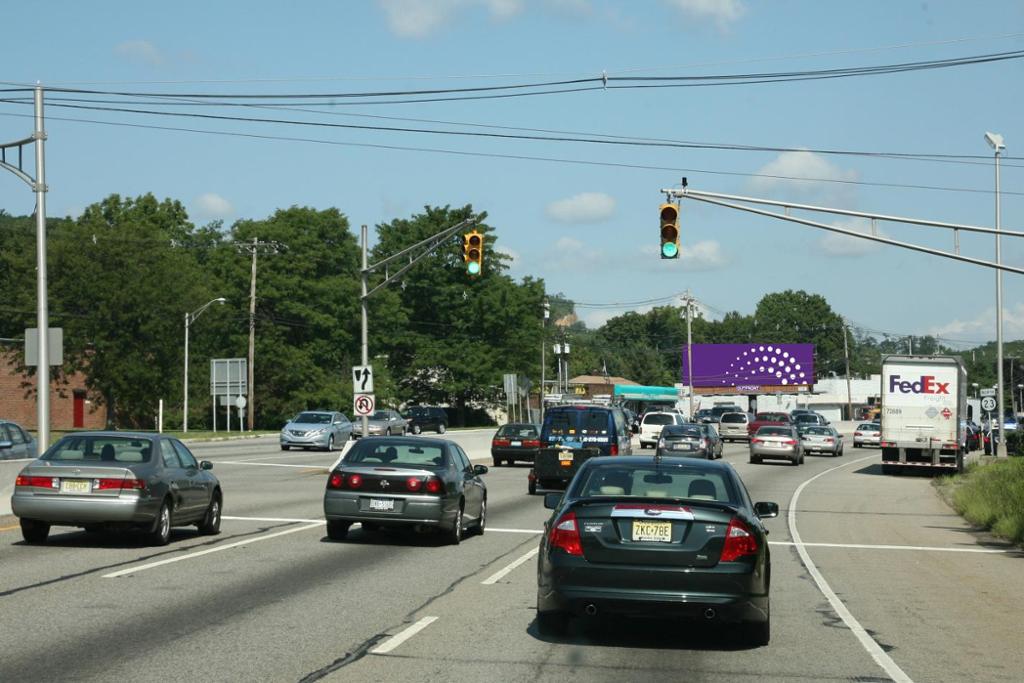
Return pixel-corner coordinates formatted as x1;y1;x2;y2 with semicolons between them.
681;344;815;389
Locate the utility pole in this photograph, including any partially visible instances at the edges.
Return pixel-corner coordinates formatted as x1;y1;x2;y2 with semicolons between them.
540;300;549;421
683;291;694;420
842;322;853;421
33;86;49;449
361;224;369;440
236;238;282;431
986;132;1007;456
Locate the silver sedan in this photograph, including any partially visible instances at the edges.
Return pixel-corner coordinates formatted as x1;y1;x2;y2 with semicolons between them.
352;409;409;437
749;426;804;465
11;432;222;545
799;425;844;456
281;411;353;451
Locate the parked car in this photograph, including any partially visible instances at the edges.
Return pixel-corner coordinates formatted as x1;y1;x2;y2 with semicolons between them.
491;423;541;466
536;455;778;645
852;423;881;448
352;409;409;438
0;419;37;460
11;432;222;545
280;410;353;451
323;436;486;544
529;404;632;495
656;423;722;459
799;425;844;457
638;411;687;449
747;412;793;437
718;412;751;442
749;426;804;465
406;406;448;434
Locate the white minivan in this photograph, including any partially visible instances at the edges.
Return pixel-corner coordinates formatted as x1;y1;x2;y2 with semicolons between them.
718;412;751;442
638;412;686;449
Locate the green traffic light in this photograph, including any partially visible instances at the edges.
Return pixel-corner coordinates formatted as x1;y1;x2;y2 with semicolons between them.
467;261;481;275
661;242;679;259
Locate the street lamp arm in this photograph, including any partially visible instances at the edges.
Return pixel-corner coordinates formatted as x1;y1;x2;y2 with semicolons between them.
187;297;227;324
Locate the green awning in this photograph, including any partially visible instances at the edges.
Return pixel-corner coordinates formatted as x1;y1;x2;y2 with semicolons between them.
613;385;679;401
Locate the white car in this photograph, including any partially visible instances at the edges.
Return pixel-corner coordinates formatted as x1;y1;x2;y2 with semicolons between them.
637;411;686;449
853;423;881;448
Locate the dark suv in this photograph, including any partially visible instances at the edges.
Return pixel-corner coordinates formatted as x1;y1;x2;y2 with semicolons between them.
529;404;632;494
406;406;448;434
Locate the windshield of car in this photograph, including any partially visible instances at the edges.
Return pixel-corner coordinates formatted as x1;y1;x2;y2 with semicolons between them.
573;465;738;503
370;411;390;420
693;410;712;418
542;408;613;438
42;435;154;464
294;412;332;424
757;427;792;436
794;414;819;423
642;413;675;426
719;413;746;423
344;441;447;468
663;425;703;438
858;423;879;431
755;413;790;422
497;424;538;437
711;406;740;416
803;427;831;436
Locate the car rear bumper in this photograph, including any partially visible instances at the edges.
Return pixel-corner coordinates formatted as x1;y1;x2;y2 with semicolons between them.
750;445;798;459
491;447;539;462
853;437;880;446
323;491;454;527
719;430;749;440
11;493;156;524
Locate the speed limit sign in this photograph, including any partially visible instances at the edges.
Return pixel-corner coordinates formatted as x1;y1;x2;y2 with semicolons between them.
981;396;997;412
354;394;375;417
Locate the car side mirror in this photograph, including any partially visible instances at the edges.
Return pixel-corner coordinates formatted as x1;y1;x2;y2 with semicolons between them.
754;501;779;519
0;440;12;450
473;464;488;476
200;460;214;470
543;492;562;510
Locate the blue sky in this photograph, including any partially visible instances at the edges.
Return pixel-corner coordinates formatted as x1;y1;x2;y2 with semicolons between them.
1;1;1022;345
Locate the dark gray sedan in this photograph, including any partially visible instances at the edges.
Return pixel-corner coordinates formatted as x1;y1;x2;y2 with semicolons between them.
11;432;222;545
323;437;486;544
656;423;722;459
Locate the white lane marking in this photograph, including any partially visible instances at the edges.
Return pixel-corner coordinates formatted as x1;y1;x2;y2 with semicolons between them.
217;461;326;469
370;616;439;655
789;454;913;683
222;515;325;524
487;527;544;534
770;541;1010;554
329;440;355;472
103;522;325;578
482;547;540;585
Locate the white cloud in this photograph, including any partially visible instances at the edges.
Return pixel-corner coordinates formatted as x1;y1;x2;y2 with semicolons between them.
750;150;859;207
664;0;746;27
542;236;608;272
930;305;1024;342
377;0;522;37
680;239;728;270
819;218;884;257
194;193;234;220
545;192;616;224
114;40;164;66
494;244;519;266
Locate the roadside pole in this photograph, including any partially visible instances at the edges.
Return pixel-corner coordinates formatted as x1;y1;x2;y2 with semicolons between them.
361;224;369;440
843;323;853;421
684;291;694;420
34;86;50;450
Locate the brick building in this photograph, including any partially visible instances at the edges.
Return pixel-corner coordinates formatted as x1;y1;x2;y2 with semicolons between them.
0;352;106;430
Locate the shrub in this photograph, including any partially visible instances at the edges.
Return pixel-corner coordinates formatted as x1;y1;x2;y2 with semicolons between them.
946;458;1024;544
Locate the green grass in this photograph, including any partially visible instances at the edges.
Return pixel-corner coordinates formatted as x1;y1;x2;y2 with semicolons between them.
937;458;1024;545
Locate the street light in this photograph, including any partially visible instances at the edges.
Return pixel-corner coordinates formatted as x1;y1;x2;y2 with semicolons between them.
985;131;1006;455
971;382;979;398
184;297;226;432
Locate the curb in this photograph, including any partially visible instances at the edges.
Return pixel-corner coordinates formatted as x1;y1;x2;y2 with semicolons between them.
180;433;278;445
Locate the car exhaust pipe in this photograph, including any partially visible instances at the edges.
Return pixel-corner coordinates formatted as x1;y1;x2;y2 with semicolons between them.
703;608;716;620
583;603;598;617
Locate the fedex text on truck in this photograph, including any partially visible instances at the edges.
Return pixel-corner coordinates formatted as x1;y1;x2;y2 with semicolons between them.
887;375;950;395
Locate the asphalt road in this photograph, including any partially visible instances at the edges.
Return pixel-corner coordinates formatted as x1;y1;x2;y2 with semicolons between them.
1;430;1021;682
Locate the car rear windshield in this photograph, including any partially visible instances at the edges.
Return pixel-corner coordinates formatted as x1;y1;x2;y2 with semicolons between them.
719;413;747;423
573;465;737;503
344;441;447;468
757;427;792;436
803;427;831;435
543;408;613;437
43;435;154;464
663;425;703;438
755;413;790;422
858;424;879;430
711;406;740;416
497;424;538;437
295;412;332;424
642;413;675;426
794;414;819;422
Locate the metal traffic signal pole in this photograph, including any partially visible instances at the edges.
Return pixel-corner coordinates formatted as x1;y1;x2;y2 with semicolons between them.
361;224;369;439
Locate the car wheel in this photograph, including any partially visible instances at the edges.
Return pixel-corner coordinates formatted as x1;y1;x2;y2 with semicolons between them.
327;520;350;541
528;478;537;495
853;443;860;448
749;456;761;464
197;493;222;535
20;518;50;544
537;606;569;637
438;423;447;434
476;499;486;536
148;501;172;546
744;616;770;647
446;506;463;545
412;424;422;435
361;522;380;533
281;445;290;451
325;435;335;452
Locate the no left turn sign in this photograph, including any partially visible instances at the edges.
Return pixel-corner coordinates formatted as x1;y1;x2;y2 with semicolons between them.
354;394;375;417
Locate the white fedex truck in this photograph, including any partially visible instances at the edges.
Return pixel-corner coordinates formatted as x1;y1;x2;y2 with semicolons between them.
880;355;966;474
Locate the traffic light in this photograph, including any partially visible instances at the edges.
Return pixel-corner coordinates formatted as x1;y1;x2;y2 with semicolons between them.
659;202;680;259
462;230;484;276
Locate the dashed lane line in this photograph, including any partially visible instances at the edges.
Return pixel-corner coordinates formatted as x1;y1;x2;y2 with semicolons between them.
770;541;1011;554
369;616;439;655
481;547;539;585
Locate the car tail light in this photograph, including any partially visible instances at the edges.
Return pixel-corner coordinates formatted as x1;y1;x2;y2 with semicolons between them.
95;477;145;491
548;511;583;556
406;477;423;492
492;438;510;447
855;432;862;436
346;474;363;489
751;438;762;445
824;438;834;444
424;477;443;494
523;439;540;448
327;472;344;489
783;439;797;446
610;443;619;456
15;475;55;488
720;518;758;562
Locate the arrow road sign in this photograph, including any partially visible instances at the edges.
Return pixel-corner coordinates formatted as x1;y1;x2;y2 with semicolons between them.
354;394;375;417
353;365;374;393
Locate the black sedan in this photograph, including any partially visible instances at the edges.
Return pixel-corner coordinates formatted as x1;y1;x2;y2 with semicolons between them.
536;455;778;645
491;423;541;466
656;423;722;459
323;437;487;544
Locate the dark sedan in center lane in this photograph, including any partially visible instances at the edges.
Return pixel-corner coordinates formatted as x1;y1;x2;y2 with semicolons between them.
656;423;722;459
536;455;778;646
323;437;487;545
